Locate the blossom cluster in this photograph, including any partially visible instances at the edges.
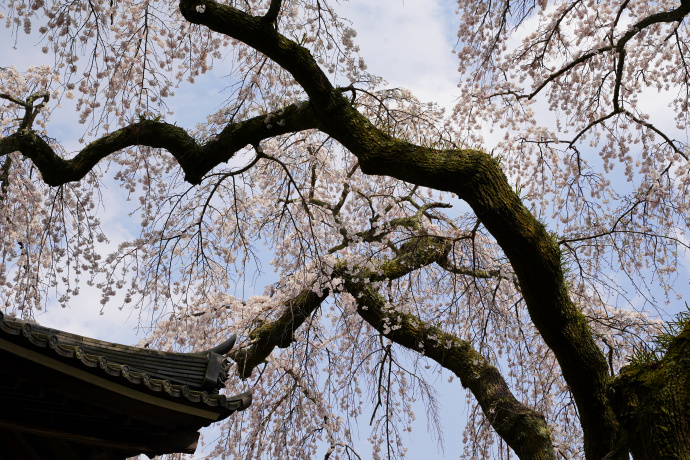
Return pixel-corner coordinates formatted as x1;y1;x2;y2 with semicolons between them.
2;0;688;458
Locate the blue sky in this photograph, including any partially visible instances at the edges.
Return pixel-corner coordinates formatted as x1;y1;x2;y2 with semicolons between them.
4;0;689;458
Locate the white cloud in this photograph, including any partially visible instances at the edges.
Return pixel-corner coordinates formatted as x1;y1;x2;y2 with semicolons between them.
335;0;459;109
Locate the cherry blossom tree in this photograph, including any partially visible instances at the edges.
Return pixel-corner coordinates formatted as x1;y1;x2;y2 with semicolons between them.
1;0;690;458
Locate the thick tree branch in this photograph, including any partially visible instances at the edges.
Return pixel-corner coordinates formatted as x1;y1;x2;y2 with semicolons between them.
436;253;508;280
262;0;282;24
346;145;624;460
339;269;556;459
230;236;449;379
609;322;690;460
233;232;556;458
0;100;316;185
231;289;328;379
197;15;626;449
179;0;335;105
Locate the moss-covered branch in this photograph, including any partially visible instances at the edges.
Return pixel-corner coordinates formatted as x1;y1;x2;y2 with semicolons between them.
179;0;335;106
231;289;327;379
230;234;449;379
233;232;556;458
340;272;556;459
609;323;690;459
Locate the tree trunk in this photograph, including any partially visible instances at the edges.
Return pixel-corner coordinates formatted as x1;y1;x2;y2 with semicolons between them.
609;324;690;459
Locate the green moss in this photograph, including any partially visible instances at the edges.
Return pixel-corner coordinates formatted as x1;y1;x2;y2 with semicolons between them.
629;305;690;367
610;320;690;459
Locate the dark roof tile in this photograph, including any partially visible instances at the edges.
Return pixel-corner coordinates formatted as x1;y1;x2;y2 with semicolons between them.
0;310;252;414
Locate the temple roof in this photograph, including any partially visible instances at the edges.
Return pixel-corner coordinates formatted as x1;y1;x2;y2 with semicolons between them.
0;310;251;459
